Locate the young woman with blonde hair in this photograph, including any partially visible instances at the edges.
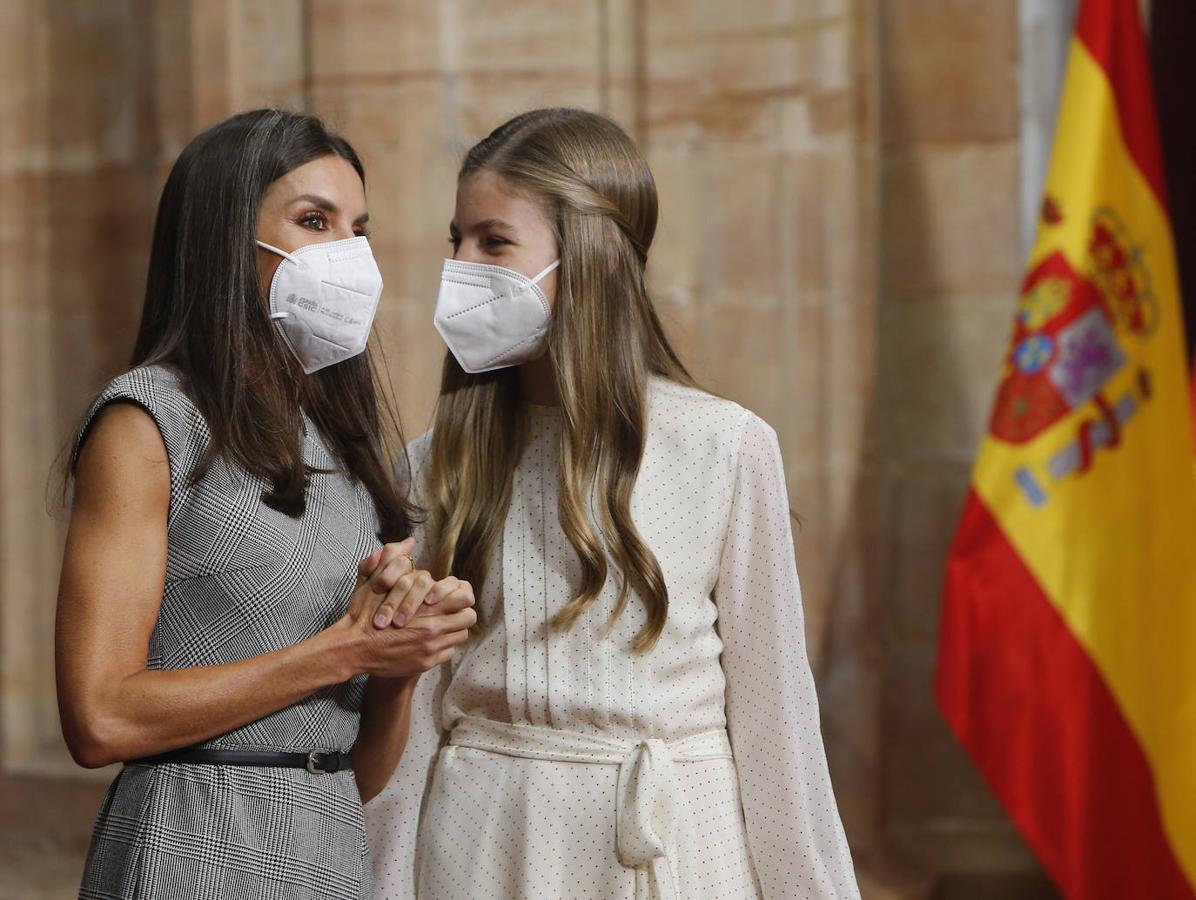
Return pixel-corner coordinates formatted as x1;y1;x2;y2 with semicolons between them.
366;108;858;899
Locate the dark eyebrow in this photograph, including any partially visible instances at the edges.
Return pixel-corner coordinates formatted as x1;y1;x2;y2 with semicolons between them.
291;193;369;226
290;193;338;212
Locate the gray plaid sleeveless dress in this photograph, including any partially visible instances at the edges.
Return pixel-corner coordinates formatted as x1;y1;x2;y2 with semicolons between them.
75;365;382;900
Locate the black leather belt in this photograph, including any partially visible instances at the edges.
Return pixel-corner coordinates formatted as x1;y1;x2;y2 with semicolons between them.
128;748;352;774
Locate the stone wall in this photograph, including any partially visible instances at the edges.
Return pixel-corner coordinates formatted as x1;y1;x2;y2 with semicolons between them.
873;1;1057;895
0;1;1061;896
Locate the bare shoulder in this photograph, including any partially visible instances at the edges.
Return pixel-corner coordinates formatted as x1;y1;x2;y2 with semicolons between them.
73;401;170;514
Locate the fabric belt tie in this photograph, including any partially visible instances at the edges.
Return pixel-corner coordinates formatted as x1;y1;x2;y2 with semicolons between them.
449;716;733;900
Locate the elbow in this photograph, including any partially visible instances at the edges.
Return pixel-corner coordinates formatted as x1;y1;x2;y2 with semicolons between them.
353;762;383;807
68;742;119;771
357;770;391;808
61;709;126;769
352;749;395;808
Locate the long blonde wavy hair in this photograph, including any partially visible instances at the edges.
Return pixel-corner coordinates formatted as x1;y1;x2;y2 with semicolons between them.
424;108;695;652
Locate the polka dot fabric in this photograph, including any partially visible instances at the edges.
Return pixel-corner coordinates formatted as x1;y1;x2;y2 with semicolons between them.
365;378;858;899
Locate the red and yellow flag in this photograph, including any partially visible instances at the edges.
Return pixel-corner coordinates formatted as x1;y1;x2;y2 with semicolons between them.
936;1;1196;896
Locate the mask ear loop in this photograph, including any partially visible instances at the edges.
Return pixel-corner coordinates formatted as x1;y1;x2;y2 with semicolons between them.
256;239;299;263
529;259;561;285
257;241;296;319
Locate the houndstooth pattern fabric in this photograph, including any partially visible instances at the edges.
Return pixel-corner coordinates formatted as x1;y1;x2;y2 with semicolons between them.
75;365;381;900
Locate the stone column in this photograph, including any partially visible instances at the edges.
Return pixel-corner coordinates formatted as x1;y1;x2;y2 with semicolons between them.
874;1;1059;895
635;0;885;886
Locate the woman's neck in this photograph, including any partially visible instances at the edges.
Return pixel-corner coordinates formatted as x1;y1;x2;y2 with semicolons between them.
518;353;560;406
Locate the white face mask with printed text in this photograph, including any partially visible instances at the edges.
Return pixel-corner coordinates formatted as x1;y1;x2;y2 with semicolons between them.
258;236;383;374
433;258;561;374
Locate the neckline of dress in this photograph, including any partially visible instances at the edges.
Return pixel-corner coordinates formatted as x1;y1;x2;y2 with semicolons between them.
521;375;674;419
523;401;563;418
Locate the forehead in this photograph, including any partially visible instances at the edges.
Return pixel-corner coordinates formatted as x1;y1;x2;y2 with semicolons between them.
268;155;366;209
454;169;548;228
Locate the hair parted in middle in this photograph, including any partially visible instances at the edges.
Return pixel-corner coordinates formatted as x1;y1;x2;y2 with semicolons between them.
424;107;695;652
109;108;415;543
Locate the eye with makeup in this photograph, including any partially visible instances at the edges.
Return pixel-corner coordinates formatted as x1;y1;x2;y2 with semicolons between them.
298;210;328;232
296;209;370;238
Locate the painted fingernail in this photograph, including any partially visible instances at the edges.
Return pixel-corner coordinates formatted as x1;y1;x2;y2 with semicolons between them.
373;613;388;628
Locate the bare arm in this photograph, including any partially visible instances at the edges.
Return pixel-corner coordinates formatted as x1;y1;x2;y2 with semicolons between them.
354;676;419;804
352;571;474;804
55;404;474;769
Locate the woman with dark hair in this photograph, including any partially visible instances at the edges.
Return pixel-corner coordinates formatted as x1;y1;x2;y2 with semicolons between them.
55;108;475;899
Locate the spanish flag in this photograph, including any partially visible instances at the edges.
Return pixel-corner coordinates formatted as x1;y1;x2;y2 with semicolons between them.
935;1;1196;897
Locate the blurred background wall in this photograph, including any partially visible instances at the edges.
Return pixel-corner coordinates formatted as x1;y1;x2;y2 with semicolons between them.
0;0;1104;896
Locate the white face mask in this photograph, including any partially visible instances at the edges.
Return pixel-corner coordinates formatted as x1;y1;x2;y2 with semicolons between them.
433;258;561;374
258;236;383;374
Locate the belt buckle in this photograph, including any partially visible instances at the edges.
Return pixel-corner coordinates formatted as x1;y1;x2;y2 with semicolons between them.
306;750;332;774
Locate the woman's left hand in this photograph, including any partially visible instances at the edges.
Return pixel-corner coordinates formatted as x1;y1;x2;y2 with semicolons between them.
355;543;475;629
349;538;417;626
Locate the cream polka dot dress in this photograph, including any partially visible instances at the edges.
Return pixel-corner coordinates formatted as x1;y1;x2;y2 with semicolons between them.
365;378;858;899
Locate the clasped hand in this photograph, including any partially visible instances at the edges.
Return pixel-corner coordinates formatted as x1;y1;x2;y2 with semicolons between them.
340;537;476;678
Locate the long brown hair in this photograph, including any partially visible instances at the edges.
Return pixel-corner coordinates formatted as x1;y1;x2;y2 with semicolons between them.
75;109;415;543
425;108;694;651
